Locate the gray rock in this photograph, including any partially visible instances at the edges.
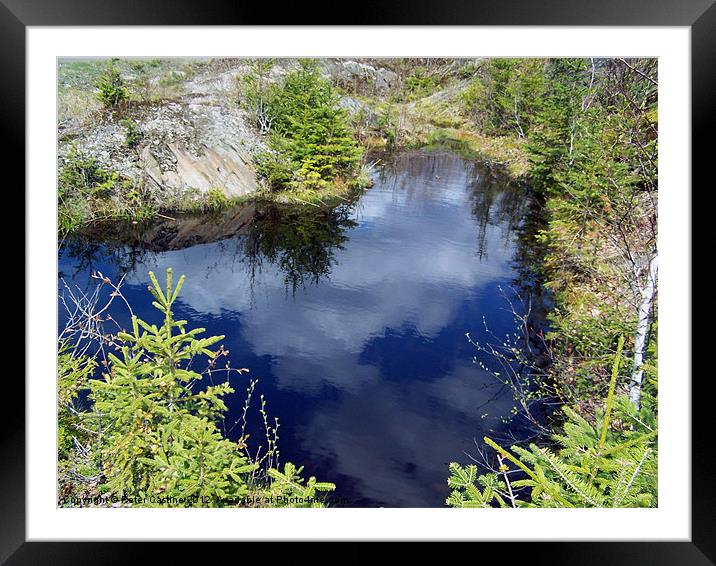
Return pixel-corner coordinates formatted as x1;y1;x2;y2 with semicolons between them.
57;57;400;202
322;60;398;94
338;96;379;127
59;65;266;201
375;68;398;92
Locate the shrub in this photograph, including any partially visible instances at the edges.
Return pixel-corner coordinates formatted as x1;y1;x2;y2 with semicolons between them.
121;118;143;148
58;147;157;235
205;187;231;211
58;148;121;235
58;197;90;236
461;59;546;137
254;150;295;190
59;147;119;199
404;70;439;100
95;60;129;108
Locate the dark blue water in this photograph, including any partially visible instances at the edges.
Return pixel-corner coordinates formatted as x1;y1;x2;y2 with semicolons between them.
59;151;534;507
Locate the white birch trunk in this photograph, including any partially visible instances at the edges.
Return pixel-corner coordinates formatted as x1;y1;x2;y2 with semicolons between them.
630;253;658;408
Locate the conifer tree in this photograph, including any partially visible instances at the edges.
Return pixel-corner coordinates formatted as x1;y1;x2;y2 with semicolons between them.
447;337;657;508
59;269;335;507
256;60;362;190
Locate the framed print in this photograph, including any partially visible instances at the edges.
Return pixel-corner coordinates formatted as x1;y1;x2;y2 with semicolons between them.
8;0;711;560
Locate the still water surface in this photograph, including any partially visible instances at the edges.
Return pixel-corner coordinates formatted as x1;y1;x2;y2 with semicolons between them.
59;151;533;507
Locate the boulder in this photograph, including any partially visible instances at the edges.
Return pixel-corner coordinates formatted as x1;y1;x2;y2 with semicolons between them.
323;60;398;94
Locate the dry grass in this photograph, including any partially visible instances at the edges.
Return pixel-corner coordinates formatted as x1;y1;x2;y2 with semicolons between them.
58;86;102;126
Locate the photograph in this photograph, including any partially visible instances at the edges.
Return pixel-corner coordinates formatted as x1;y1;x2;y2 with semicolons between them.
56;56;659;510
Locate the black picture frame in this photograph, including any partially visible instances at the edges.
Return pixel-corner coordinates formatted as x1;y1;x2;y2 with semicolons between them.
7;0;709;561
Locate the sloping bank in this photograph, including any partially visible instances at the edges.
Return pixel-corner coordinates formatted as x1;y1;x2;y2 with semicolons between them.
57;58;387;237
444;58;658;508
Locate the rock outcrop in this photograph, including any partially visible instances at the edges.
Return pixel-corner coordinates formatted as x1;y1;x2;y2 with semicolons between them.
337;95;379;127
57;58;401;202
322;60;399;94
139;141;257;198
58;66;265;201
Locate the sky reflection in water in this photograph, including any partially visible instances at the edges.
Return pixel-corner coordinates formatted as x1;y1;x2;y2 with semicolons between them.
59;151;530;507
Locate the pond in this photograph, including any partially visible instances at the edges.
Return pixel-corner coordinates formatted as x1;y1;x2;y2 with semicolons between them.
58;150;541;507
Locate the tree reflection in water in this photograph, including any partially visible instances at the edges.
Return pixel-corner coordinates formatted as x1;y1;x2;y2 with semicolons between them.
58;149;555;507
60;197;360;297
242;201;358;295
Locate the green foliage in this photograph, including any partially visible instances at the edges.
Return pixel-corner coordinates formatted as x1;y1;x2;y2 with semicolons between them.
456;60;480;79
59;147;123;200
404;69;440;101
446;463;508;508
205;187;231;211
121;118;143;148
87;269;249;501
58;194;90;236
461;59;547;137
375;106;398;149
526;59;594;196
256;60;362;191
266;463;336;507
527;58;656;203
59;269;335;507
95;60;129;108
58;147;153;236
525;58;658;397
253;149;295;189
58;147;124;235
447;340;657;508
58;345;96;458
237;58;276;134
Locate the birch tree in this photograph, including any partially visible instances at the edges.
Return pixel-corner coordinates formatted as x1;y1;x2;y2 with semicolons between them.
630;252;658;407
